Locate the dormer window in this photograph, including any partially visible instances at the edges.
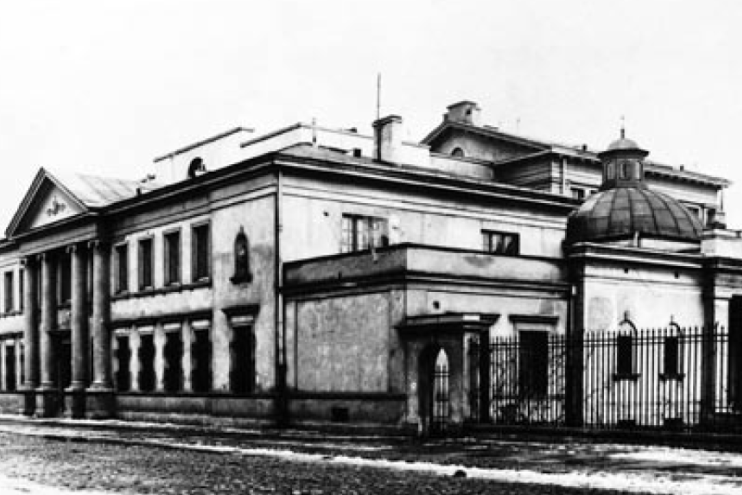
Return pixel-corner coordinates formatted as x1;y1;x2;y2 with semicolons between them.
451;147;465;158
188;157;206;179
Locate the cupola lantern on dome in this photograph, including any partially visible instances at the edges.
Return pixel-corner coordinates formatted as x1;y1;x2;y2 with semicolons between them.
597;127;649;191
566;128;704;247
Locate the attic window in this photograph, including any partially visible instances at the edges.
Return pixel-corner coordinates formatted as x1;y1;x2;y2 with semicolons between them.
188;157;206;179
451;147;465;158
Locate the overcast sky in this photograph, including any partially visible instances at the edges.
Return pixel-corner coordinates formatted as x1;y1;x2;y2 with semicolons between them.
1;0;741;231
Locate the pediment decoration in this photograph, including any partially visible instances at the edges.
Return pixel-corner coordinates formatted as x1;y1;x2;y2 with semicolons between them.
6;168;88;238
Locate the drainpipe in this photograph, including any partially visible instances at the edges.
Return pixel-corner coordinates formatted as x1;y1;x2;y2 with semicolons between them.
275;168;288;426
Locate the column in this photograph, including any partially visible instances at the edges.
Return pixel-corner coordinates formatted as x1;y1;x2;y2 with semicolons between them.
39;252;57;389
89;240;112;390
37;252;58;417
69;244;89;406
86;240;114;418
20;257;39;415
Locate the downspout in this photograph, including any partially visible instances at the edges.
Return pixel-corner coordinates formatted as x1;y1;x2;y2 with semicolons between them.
275;168;288;426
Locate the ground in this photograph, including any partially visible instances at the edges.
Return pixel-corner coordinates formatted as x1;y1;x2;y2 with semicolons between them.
0;418;741;494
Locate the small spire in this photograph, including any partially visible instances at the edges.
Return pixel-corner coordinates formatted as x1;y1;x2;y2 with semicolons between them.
620;115;626;139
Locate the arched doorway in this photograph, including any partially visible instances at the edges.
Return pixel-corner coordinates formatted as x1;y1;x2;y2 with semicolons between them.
418;344;450;435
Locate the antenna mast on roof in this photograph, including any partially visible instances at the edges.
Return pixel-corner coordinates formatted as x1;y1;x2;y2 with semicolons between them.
376;73;382;121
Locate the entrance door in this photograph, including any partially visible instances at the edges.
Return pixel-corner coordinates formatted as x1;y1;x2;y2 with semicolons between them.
54;333;72;413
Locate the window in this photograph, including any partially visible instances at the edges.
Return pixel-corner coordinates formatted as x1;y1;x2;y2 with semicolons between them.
187;157;206;179
19;269;23;312
138;238;153;290
5;343;16;392
231;228;251;283
662;324;683;379
59;252;71;303
115;335;131;391
115;243;129;294
163;330;183;393
482;230;519;255
519;331;548;397
571;187;586;200
191;329;212;393
616;335;634;376
164;231;181;286
230;324;255;394
3;271;13;313
341;214;388;253
451;147;465;157
138;333;156;392
615;317;638;380
192;223;210;282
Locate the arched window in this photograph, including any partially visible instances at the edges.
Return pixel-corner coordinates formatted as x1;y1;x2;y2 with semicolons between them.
662;321;684;379
616;315;637;379
451;147;465;158
231;227;251;284
188;157;206;179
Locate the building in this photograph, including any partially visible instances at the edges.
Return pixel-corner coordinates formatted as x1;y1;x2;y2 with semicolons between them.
0;101;740;432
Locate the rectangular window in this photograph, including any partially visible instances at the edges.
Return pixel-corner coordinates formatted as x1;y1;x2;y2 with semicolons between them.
340;214;389;253
5;343;15;392
138;333;156;392
164;231;181;285
482;230;520;255
230;325;255;394
191;329;212;393
519;331;548;397
115;244;129;294
617;335;634;376
3;272;13;313
115;335;131;392
138;238;153;290
19;269;23;313
664;336;680;376
192;223;210;282
163;331;183;393
60;253;71;303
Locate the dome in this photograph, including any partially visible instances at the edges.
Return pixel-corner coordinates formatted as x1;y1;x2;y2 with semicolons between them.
566;187;703;244
607;137;641;151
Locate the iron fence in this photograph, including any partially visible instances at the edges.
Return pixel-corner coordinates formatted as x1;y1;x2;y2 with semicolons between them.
481;326;741;431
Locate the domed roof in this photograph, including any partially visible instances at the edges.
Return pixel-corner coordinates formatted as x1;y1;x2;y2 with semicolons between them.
566;187;703;244
606;136;641;151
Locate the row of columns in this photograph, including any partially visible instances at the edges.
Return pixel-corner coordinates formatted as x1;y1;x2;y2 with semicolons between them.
21;240;113;418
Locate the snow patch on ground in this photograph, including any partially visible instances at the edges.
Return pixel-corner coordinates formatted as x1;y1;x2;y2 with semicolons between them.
147;441;742;495
611;447;742;467
0;473;112;495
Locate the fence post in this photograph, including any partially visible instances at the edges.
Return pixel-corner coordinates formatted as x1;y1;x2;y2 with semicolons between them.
479;331;491;422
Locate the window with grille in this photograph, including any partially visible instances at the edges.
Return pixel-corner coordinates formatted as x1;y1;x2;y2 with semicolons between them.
482;230;519;255
164;231;181;286
340;215;389;253
192;223;210;282
138;238;153;290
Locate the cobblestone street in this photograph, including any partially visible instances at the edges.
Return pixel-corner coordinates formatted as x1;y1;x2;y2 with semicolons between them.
0;418;742;494
0;429;637;495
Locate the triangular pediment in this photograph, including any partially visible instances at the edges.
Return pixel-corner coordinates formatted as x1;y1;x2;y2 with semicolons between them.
6;168;88;238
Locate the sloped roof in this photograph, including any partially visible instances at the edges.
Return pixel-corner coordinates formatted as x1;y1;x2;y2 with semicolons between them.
6;168;164;238
49;170;162;208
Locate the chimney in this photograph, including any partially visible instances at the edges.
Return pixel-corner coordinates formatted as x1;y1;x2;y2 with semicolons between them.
445;101;481;126
373;115;403;163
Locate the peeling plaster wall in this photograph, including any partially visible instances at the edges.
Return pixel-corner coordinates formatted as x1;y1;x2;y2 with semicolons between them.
294;292;391;393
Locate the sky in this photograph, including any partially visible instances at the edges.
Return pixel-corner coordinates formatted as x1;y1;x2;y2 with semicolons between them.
1;0;741;231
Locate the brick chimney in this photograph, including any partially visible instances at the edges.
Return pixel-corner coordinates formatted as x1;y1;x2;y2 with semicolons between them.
373;115;403;163
445;101;481;126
